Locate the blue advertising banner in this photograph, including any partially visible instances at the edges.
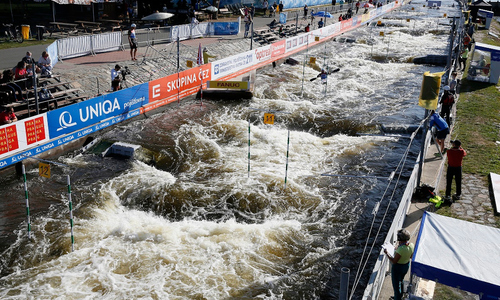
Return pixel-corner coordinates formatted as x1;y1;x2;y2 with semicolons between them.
47;83;148;139
213;21;240;35
0;108;141;169
279;12;287;24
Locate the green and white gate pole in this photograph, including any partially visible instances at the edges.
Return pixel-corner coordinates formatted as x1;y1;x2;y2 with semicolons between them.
67;175;74;252
22;164;31;239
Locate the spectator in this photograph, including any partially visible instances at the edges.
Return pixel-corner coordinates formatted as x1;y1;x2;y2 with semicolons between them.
13;61;28;81
39;87;56;110
38;51;53;76
278;1;283;12
303;4;308;19
439;85;455;126
162;3;167;11
272;2;278;16
0;106;18;125
318;18;324;28
244;12;252;38
356;0;361;14
250;4;255;18
305;23;310;32
111;64;122;91
384;229;414;300
448;71;458;94
203;48;217;64
429;110;449;154
459;47;469;71
22;51;36;65
128;24;138;61
445;140;467;203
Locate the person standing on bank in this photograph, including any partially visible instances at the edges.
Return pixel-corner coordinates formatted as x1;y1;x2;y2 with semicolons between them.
384;229;414;300
128;24;138;61
111;64;122;91
439;85;455;126
429;110;449;154
445;140;467;202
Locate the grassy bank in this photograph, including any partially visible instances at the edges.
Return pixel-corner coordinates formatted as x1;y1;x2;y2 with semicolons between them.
433;19;500;300
455;21;500;177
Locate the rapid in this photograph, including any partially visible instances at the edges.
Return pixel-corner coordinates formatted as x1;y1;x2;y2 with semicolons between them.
0;1;459;299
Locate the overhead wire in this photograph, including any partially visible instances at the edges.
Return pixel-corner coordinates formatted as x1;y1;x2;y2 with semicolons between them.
348;118;427;299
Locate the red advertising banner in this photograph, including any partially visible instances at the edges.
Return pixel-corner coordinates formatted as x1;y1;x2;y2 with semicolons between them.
0;125;19;155
148;64;211;108
271;40;286;58
25;117;46;145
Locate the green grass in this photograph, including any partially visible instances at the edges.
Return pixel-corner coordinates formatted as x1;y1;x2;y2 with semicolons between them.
453;20;500;177
0;38;56;50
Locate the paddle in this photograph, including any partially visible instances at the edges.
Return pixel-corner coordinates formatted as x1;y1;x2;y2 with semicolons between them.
309;68;340;81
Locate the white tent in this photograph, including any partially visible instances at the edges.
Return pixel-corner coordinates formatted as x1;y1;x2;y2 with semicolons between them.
412;212;500;299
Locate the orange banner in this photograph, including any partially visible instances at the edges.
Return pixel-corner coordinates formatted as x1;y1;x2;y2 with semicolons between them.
148;64;211;105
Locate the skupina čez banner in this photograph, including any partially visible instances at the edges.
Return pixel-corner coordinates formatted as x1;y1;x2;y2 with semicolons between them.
418;71;445;110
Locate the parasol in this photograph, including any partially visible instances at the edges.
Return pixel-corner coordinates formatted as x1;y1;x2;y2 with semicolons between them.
312;11;333;18
141;12;175;21
203;6;218;12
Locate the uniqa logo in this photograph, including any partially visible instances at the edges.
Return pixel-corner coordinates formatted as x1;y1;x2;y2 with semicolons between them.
57;111;77;131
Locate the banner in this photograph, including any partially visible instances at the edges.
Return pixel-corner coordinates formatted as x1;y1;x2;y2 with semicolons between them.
0;114;50;163
207;81;249;90
148;65;211;105
211;50;254;80
47;83;149;139
213;19;240;35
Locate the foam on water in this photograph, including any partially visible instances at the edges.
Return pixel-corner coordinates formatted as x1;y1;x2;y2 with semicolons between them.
0;1;461;298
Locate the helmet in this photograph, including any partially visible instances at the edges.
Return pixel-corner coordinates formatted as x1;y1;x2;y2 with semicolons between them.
203;47;208;52
397;229;411;241
131;24;137;27
443;85;450;91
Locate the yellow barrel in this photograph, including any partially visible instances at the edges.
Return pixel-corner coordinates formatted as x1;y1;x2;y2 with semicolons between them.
21;25;30;40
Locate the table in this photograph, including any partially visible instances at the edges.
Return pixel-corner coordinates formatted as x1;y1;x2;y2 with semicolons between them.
99;19;124;31
49;22;79;37
74;20;102;33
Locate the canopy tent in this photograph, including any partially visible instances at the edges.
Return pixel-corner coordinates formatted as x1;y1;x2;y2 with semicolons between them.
412;212;500;299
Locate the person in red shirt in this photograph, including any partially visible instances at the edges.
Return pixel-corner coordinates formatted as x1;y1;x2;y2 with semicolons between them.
445;139;467;203
0;107;18;125
14;61;27;81
439;85;455;126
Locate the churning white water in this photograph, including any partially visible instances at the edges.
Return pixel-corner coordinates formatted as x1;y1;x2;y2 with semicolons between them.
0;1;459;299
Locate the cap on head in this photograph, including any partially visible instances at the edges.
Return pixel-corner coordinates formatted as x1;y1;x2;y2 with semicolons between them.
443;85;450;91
452;139;461;147
203;47;207;52
131;24;136;27
397;229;411;241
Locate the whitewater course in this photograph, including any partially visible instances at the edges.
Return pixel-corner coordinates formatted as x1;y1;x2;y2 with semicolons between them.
0;0;463;298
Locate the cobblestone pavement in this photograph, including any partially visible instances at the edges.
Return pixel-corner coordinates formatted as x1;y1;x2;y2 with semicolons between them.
451;174;498;227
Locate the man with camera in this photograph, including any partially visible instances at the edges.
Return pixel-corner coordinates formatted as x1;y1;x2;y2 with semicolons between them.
111;65;132;91
111;64;122;91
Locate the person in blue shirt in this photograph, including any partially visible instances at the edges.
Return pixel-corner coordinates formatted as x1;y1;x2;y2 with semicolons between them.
429;110;449;153
318;18;324;28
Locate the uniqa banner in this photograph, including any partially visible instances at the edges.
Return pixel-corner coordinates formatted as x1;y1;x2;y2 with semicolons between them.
47;83;149;139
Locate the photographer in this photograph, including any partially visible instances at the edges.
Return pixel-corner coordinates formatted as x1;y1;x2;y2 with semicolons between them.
111;64;122;91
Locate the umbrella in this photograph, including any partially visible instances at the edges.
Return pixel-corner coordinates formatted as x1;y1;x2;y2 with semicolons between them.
203;6;218;12
363;3;375;8
141;12;175;21
312;11;333;18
